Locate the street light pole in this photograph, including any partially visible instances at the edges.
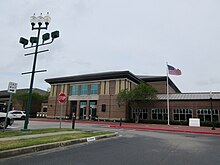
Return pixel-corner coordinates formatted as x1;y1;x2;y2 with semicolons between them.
19;13;59;130
23;21;41;130
210;91;215;130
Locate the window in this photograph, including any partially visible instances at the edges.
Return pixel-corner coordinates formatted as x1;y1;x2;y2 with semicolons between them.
80;84;88;95
197;109;219;122
131;108;148;120
72;85;78;96
152;108;167;120
101;104;106;112
173;108;192;121
90;84;98;95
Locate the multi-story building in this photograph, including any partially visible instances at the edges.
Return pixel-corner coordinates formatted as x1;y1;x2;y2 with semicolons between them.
45;71;220;123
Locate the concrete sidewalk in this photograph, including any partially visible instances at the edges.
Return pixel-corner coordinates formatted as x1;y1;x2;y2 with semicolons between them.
0;131;80;141
32;118;220;136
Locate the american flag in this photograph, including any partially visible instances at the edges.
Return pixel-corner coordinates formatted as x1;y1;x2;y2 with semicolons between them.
167;64;182;75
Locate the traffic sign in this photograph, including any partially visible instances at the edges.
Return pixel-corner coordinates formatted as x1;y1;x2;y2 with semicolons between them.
58;93;67;103
8;82;17;94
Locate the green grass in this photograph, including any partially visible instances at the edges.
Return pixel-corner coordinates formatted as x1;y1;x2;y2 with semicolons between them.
0;128;79;138
0;131;112;151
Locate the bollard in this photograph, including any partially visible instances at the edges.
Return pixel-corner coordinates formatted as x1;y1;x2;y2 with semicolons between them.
72;112;76;129
120;118;122;126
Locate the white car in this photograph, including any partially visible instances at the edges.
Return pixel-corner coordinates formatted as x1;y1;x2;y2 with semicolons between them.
0;112;14;129
8;110;26;120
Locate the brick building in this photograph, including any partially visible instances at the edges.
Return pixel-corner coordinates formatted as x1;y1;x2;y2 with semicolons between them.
0;88;48;117
45;71;220;123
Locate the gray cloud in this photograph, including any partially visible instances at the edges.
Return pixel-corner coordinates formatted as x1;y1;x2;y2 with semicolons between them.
1;0;220;92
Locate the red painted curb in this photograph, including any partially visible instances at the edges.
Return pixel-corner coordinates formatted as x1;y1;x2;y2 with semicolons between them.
30;119;220;136
109;125;220;136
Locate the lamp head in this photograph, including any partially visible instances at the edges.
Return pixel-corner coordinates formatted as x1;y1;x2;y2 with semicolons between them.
30;37;38;45
19;37;28;47
51;31;59;40
42;33;50;43
37;13;44;26
44;12;51;27
30;14;37;29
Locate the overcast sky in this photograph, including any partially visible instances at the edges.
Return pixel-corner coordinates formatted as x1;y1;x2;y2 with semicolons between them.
1;0;220;93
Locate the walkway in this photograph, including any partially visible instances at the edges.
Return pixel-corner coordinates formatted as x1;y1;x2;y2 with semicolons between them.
31;118;220;136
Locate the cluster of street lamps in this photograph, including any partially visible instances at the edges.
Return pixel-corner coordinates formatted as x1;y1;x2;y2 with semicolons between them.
19;13;59;130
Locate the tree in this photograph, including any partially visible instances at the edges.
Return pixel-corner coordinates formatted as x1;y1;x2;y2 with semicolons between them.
117;83;157;123
12;92;49;116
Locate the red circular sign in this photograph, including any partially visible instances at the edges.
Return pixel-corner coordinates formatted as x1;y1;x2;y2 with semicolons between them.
58;93;67;103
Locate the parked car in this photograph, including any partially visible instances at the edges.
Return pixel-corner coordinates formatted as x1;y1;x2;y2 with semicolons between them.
8;110;26;120
0;112;14;129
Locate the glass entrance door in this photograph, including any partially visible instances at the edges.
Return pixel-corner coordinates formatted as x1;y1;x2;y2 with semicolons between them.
80;101;87;120
89;101;97;120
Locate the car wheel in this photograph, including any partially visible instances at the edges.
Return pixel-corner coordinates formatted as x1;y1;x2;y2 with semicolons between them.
21;116;25;120
0;119;7;129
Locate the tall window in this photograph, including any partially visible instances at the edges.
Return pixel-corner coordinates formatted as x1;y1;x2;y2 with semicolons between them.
197;109;219;122
90;84;98;95
152;108;167;120
72;85;78;96
101;104;106;112
80;84;88;95
173;108;192;121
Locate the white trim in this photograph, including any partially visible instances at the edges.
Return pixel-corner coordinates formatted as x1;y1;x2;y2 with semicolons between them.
69;95;99;101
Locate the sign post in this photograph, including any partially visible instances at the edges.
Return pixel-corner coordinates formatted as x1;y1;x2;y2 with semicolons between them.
58;93;66;128
3;82;17;132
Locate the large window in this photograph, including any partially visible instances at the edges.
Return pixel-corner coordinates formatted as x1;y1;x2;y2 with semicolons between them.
152;108;167;120
173;108;192;121
80;84;88;95
72;85;79;96
197;109;219;122
131;108;148;120
90;84;98;95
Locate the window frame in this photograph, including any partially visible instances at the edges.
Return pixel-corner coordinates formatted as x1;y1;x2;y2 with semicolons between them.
80;84;88;95
72;85;79;96
90;84;98;95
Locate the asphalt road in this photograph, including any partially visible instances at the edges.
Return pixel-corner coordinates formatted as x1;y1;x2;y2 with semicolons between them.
1;120;220;165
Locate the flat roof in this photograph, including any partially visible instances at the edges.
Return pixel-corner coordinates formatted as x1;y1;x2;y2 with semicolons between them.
45;71;143;84
157;92;220;100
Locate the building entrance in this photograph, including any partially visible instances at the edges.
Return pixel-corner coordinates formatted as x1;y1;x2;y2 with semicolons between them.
79;101;87;120
70;101;77;119
89;101;97;120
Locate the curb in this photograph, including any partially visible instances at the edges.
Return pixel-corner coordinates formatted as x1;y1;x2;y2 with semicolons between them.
109;125;220;136
0;132;118;159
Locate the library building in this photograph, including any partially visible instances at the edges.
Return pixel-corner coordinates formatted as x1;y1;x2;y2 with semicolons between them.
45;71;220;124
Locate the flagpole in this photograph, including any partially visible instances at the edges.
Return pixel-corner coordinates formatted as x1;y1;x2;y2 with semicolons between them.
166;62;170;125
166;63;182;125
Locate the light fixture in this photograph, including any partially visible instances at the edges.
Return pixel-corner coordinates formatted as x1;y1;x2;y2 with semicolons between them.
42;33;50;43
44;12;51;27
30;37;38;45
30;14;37;28
37;13;44;26
19;37;29;47
51;31;59;40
